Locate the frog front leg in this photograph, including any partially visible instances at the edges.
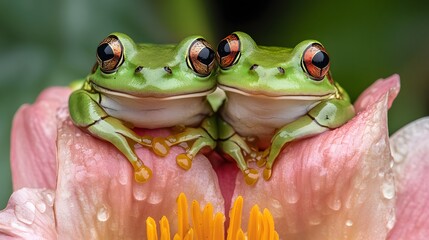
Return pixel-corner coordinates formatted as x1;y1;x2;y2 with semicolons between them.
218;118;260;185
162;115;218;170
262;99;355;180
69;89;161;183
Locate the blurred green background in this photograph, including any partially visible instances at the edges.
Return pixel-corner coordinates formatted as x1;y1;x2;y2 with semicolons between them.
1;0;428;209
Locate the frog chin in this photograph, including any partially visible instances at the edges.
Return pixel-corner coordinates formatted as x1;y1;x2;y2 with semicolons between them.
218;84;335;101
90;81;216;101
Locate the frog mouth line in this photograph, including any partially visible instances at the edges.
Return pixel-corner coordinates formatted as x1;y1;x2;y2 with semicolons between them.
218;84;335;100
90;81;216;100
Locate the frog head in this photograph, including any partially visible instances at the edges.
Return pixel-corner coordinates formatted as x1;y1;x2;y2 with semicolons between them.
89;32;217;99
216;31;337;99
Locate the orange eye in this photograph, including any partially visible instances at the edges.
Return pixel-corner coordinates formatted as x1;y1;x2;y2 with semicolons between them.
187;38;215;77
216;33;240;69
302;43;330;80
96;35;124;74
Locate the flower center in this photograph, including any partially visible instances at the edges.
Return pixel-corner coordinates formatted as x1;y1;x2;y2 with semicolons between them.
146;193;279;239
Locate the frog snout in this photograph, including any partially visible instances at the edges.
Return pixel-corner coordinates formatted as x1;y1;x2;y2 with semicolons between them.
249;64;286;77
134;65;173;75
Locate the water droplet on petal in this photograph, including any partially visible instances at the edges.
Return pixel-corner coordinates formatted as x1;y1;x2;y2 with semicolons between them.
147;191;163;205
118;165;128;185
133;186;147;201
36;202;46;213
270;198;282;210
327;198;342;211
285;189;300;204
308;213;322;226
15;202;36;224
43;192;54;207
386;209;396;230
345;219;353;227
97;205;110;222
381;182;395;200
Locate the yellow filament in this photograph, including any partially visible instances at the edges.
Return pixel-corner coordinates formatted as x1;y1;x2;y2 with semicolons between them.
160;216;171;240
227;196;243;240
146;193;280;240
248;205;262;240
202;204;214;239
236;229;245;240
213;212;225;240
191;200;203;239
177;193;190;238
146;217;158;240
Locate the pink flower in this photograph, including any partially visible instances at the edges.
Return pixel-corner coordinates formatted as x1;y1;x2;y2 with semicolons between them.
1;74;428;239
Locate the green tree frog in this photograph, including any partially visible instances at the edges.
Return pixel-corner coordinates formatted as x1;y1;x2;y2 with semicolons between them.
69;33;217;183
215;32;355;185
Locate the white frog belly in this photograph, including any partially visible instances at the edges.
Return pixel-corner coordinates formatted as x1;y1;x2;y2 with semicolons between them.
100;93;212;129
220;92;321;143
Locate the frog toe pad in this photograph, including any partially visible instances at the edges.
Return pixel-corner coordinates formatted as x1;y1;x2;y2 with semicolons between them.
152;137;170;157
243;168;259;185
176;153;193;170
134;165;153;183
263;167;272;181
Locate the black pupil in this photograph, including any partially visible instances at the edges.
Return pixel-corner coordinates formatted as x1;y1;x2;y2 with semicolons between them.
97;43;114;61
312;51;329;68
217;40;230;57
198;47;215;65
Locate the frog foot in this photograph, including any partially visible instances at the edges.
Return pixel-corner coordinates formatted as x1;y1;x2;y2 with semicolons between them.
259;148;274;180
242;168;259;185
152;137;171;157
176;153;194;170
132;162;153;183
165;126;216;171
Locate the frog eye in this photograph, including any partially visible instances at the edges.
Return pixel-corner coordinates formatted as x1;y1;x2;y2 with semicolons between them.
187;38;215;77
301;43;330;80
216;33;241;69
96;35;124;74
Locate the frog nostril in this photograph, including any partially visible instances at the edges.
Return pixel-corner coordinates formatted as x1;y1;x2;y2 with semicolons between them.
164;66;172;74
135;66;143;73
277;67;285;74
249;64;258;71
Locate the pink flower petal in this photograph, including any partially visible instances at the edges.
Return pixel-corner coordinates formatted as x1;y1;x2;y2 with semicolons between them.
232;75;400;239
0;188;56;239
388;117;429;239
54;108;224;239
354;74;400;113
10;87;71;190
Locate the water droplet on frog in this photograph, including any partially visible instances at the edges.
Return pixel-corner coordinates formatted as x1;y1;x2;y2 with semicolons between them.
14;202;36;224
381;182;395;200
345;219;353;227
97;205;110;222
